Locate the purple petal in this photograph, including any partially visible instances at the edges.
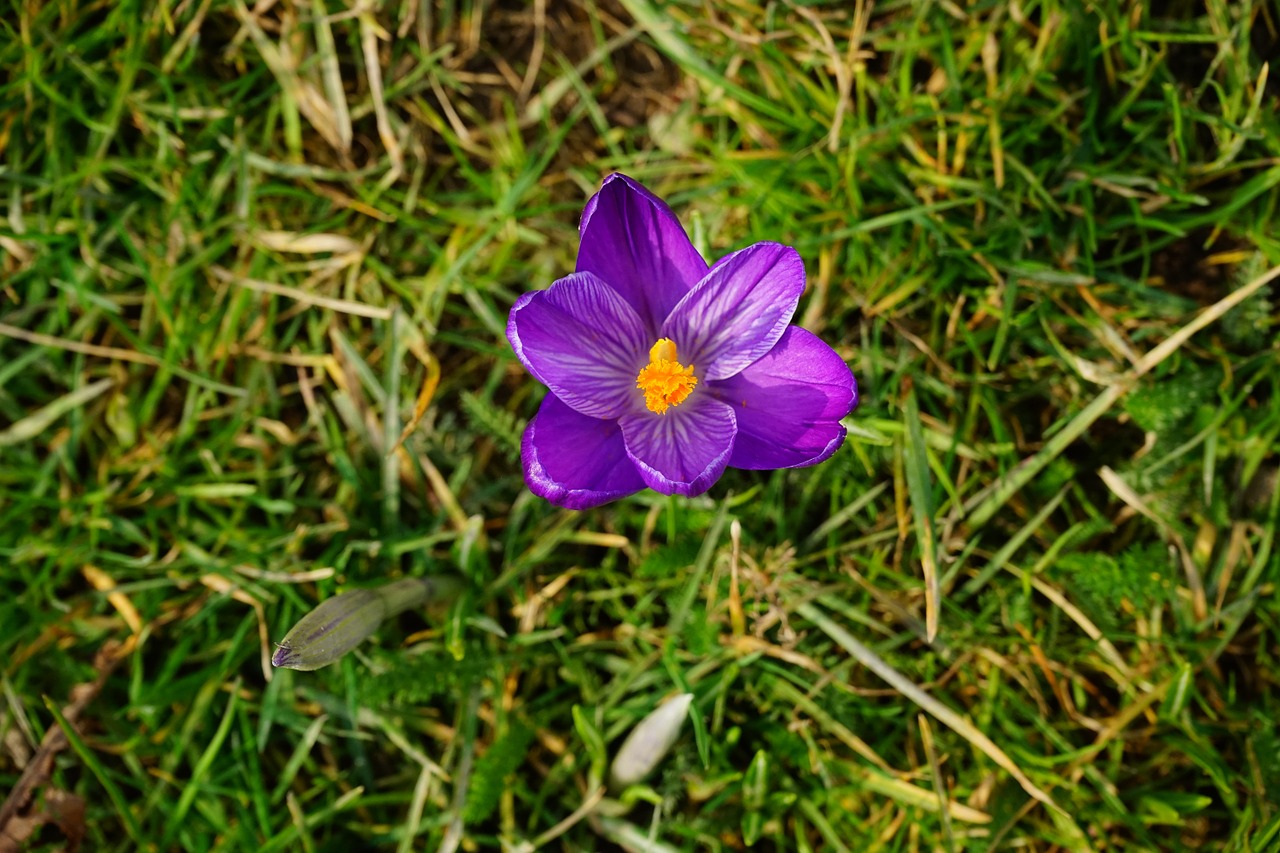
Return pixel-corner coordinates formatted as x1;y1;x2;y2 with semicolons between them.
710;327;857;469
661;242;805;381
577;174;709;333
507;271;648;418
521;394;645;509
619;396;737;497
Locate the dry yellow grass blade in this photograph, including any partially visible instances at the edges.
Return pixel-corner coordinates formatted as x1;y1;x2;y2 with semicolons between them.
767;675;896;773
212;266;392;320
393;341;441;453
233;566;336;584
0;324;158;366
254;230;363;255
1132;260;1280;377
310;0;352;152
1023;572;1151;693
359;10;404;177
82;565;143;635
0;378;115;447
161;0;216;74
231;0;346;154
796;600;1082;838
200;574;273;682
0;235;32;264
959;261;1280;530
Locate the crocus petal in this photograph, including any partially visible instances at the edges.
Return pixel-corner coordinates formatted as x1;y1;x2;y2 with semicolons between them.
507;271;648;418
710;327;857;469
661;242;805;381
521;394;646;509
620;396;736;497
577;174;709;333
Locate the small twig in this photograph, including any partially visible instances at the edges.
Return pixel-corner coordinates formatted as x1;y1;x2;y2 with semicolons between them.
0;642;125;832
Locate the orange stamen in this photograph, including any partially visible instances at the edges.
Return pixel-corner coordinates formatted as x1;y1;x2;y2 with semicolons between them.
636;338;697;414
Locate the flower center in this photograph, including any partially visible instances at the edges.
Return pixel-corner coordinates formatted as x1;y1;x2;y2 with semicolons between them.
636;338;697;415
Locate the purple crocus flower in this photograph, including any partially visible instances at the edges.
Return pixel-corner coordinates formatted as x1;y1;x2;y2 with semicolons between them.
507;174;858;509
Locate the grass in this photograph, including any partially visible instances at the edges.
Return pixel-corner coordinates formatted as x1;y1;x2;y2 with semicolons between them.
2;0;1280;850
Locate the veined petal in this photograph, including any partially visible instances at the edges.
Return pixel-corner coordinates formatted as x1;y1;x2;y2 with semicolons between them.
577;174;709;333
620;396;736;497
661;242;805;381
710;327;857;469
521;394;645;509
508;271;648;418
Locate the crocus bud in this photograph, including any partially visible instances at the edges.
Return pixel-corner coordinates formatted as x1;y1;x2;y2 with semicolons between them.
608;693;694;790
272;575;462;670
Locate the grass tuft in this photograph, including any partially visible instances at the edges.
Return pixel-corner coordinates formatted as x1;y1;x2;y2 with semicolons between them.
3;0;1280;849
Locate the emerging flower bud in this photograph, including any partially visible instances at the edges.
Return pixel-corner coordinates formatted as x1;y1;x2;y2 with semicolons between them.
608;693;694;790
272;575;462;670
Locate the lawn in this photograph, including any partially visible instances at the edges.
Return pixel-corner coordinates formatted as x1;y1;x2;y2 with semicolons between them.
2;0;1280;850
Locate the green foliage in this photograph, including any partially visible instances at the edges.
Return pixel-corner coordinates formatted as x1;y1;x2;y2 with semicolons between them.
1124;364;1219;436
460;391;523;457
464;721;536;824
1252;715;1280;809
637;539;702;579
361;646;493;707
1222;253;1276;349
1055;543;1176;630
